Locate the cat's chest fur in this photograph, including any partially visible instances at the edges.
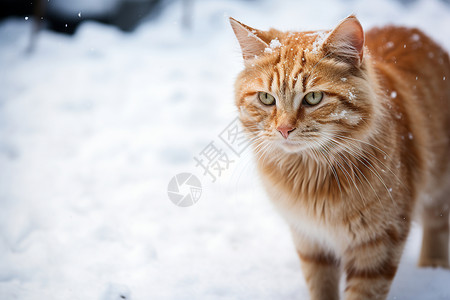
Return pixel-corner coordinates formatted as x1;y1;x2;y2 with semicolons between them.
266;182;349;253
259;164;348;252
257;155;395;254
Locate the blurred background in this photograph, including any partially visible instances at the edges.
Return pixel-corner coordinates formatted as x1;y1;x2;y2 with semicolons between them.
1;0;450;299
1;0;192;34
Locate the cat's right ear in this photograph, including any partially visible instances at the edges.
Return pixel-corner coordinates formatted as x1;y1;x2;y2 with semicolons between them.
324;15;365;66
229;17;269;60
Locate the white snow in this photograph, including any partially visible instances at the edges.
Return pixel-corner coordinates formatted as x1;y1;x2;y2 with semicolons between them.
1;0;450;299
265;38;282;54
411;33;421;41
331;110;348;119
310;31;328;54
269;38;282;49
391;91;398;99
347;90;357;101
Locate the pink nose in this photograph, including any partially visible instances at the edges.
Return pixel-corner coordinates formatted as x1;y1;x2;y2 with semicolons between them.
277;125;296;139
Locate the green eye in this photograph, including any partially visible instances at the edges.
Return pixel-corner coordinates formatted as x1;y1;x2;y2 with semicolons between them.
258;92;276;106
303;91;324;106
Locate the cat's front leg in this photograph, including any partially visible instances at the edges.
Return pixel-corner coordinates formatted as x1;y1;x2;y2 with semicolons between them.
418;203;450;268
343;227;408;300
291;229;340;300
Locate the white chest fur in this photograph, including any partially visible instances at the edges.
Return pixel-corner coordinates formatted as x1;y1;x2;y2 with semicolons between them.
265;183;350;256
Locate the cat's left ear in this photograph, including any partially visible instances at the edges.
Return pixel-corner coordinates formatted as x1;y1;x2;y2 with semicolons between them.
229;17;269;60
324;15;365;65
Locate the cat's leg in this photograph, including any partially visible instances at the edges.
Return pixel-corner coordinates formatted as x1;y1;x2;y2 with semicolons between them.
291;229;340;300
418;201;450;268
343;227;408;300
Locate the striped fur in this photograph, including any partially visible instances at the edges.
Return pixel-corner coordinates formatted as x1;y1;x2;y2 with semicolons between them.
231;16;450;300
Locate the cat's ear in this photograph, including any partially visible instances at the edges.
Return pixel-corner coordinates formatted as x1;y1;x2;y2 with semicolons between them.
229;17;269;60
324;15;365;65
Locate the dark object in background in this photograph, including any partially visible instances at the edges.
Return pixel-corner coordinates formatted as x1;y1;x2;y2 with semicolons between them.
0;0;34;18
114;0;163;32
0;0;167;34
46;0;165;34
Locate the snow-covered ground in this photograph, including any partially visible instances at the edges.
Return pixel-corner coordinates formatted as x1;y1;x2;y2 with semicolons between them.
1;0;450;299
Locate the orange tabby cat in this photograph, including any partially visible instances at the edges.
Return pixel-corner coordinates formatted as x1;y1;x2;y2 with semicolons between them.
230;15;450;299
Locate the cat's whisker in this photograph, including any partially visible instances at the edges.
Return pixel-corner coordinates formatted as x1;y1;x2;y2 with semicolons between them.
321;132;391;169
333;133;391;160
324;135;396;207
321;139;367;203
309;52;334;78
253;139;275;166
318;130;402;188
232;147;258;189
324;136;385;208
313;140;343;195
327;143;368;206
332;134;406;191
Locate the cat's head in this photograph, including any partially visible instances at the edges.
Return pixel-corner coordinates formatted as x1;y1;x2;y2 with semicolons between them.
231;16;380;157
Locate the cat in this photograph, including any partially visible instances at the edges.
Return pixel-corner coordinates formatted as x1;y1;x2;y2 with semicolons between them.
230;15;450;300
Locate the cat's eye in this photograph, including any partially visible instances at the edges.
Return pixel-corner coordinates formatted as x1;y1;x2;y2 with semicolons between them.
303;91;324;106
258;92;276;106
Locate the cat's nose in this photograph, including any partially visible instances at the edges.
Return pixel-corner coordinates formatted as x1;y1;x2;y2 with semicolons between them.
277;126;296;139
